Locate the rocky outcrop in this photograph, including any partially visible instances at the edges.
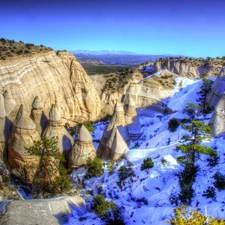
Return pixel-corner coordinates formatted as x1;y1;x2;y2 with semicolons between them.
0;50;101;125
98;125;128;160
42;104;74;156
207;67;225;108
125;82;172;111
30;96;47;135
8;105;40;182
125;95;137;125
128;117;143;140
0;89;16;161
0;196;86;225
152;58;222;79
209;94;225;137
68;125;96;169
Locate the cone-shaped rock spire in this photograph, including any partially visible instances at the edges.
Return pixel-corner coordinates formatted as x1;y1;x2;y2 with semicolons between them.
68;125;96;169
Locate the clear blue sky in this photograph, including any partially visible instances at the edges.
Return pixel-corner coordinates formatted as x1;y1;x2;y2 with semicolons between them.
1;0;225;57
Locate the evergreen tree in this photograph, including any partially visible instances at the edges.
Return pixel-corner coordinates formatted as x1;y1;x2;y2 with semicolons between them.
26;136;71;197
179;103;217;166
197;77;214;114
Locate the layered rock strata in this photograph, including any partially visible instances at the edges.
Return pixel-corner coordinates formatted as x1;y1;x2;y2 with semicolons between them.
8;105;40;182
0;51;100;125
68;125;96;169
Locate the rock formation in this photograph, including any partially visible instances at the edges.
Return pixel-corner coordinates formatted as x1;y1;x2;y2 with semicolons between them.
207;67;225;108
30;96;47;135
98;125;128;160
8;105;40;182
209;94;225;137
97;101;130;160
0;50;101;125
125;95;137;124
152;58;222;79
0;196;86;225
42;104;74;156
68;125;96;169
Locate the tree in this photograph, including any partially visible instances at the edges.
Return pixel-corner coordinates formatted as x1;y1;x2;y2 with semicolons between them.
26;136;71;197
197;77;214;114
179;103;217;166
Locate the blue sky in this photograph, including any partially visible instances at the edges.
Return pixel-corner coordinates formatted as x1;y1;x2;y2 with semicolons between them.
1;0;225;57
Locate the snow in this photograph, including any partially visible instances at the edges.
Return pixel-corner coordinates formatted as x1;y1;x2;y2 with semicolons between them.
64;77;225;225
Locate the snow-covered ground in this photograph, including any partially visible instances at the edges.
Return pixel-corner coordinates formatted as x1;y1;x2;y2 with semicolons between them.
65;77;225;225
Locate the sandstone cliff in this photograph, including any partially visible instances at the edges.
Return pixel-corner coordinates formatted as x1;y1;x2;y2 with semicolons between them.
0;50;101;125
152;58;223;79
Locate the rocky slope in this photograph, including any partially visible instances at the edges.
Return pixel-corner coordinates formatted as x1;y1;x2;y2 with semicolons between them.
0;50;101;125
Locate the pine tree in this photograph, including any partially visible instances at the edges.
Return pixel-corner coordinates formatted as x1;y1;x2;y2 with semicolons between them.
25;136;71;197
197;77;214;114
179;103;217;166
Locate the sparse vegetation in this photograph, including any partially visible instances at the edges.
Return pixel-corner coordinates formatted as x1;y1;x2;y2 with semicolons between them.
141;157;154;170
0;38;52;60
168;119;179;132
213;172;225;191
168;206;225;225
118;166;134;182
91;194;116;217
84;157;103;177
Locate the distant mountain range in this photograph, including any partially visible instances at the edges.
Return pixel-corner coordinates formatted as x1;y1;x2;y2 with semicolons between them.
72;50;184;65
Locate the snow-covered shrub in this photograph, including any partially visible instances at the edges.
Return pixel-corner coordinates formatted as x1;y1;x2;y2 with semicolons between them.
118;166;134;182
168;118;179;132
141;157;154;170
202;186;216;200
213;172;225;191
179;186;195;204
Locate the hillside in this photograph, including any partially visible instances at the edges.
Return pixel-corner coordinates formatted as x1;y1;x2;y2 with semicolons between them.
0;38;52;60
62;76;225;225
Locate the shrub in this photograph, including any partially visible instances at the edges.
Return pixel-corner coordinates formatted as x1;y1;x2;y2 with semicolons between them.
179;185;194;204
168;119;179;132
141;157;154;170
202;186;216;200
207;155;219;167
106;161;115;174
168;206;225;225
91;195;115;217
177;164;198;188
82;121;95;132
118;166;134;182
213;172;225;191
84;157;103;177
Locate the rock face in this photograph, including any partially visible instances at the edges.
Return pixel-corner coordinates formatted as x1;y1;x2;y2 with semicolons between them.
0;90;16;161
42;104;74;156
8;105;40;182
125;82;172;111
207;67;225;108
152;58;222;79
68;125;96;169
0;50;101;124
0;196;86;225
125;95;137;125
209;94;225;137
